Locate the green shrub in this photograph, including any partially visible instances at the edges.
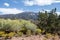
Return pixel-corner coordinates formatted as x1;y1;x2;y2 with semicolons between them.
0;19;38;36
0;19;38;33
0;31;7;38
0;31;5;37
7;32;15;37
45;33;53;38
25;21;37;32
26;30;32;36
2;34;7;37
36;29;42;34
17;32;23;36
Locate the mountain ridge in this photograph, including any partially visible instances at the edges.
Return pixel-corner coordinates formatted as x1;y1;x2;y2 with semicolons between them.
0;12;38;20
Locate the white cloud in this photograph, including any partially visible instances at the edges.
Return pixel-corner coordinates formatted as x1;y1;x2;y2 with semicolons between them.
24;0;34;6
23;0;60;6
0;8;24;14
4;3;10;7
40;9;60;15
56;12;60;15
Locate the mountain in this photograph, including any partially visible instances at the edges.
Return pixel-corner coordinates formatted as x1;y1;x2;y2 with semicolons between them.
0;12;38;20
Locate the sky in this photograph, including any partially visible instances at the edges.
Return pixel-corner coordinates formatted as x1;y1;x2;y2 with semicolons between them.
0;0;60;15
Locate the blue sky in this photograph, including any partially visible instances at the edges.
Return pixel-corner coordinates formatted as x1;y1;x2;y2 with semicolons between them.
0;0;60;15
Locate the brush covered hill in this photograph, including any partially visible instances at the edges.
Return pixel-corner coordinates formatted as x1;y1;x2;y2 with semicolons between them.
0;12;38;20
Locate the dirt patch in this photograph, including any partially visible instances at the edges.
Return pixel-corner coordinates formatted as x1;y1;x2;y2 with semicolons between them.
11;35;60;40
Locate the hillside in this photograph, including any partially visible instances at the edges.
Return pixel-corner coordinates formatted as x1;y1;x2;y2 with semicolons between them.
0;12;38;20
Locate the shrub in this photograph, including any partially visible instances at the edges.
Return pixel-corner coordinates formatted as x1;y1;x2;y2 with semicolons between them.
17;32;23;36
7;32;15;37
25;21;37;32
0;31;5;37
0;19;38;36
2;34;7;37
0;31;7;38
41;30;45;33
0;19;38;33
36;29;42;35
45;33;53;38
26;30;32;36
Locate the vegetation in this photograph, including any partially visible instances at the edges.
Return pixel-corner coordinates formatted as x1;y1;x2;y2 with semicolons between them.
38;8;60;34
35;29;42;34
0;8;60;39
0;19;39;37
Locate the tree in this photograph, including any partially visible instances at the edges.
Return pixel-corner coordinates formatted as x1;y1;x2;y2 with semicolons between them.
38;8;60;34
38;11;48;31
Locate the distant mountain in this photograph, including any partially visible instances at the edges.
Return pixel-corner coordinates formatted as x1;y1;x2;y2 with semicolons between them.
0;12;38;20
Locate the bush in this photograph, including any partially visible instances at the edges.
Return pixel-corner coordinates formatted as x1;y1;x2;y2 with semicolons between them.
0;19;38;33
0;31;7;38
25;21;37;32
26;30;32;36
45;33;53;38
17;32;23;36
36;29;42;35
42;30;45;33
2;34;7;37
0;31;5;37
0;19;38;36
7;32;15;37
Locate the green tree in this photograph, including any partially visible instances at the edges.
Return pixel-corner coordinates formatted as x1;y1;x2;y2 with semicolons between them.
38;8;60;34
38;11;48;31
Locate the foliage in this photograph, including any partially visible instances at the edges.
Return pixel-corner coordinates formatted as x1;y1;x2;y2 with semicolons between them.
36;29;42;34
2;34;7;37
0;31;5;37
17;32;23;36
0;8;60;37
38;8;60;34
26;30;32;36
0;19;38;36
45;33;53;38
7;32;15;37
